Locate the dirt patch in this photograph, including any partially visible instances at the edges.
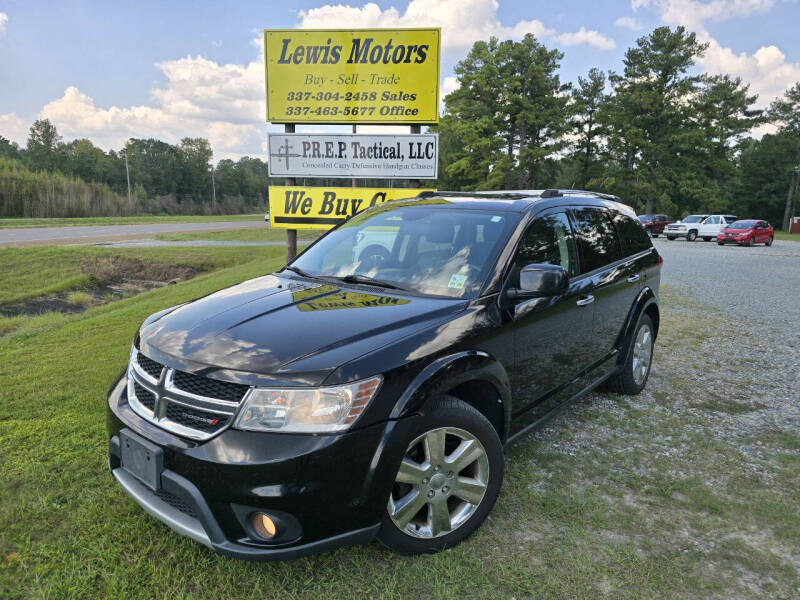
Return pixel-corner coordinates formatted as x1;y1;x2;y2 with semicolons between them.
84;255;197;285
0;257;198;318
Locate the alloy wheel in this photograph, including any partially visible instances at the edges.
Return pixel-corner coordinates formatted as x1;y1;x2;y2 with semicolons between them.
631;323;653;386
387;427;490;539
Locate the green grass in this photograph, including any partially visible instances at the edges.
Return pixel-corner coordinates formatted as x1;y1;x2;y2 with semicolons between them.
156;227;320;243
0;254;797;598
0;214;261;228
0;245;277;305
65;291;93;306
773;231;800;242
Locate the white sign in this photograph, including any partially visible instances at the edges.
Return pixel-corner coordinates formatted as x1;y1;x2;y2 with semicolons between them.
268;133;438;179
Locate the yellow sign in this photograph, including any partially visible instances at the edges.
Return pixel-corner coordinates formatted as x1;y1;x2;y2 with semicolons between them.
264;28;440;124
268;186;434;230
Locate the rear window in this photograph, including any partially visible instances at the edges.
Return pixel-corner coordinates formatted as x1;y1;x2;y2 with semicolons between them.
571;207;623;273
612;212;652;256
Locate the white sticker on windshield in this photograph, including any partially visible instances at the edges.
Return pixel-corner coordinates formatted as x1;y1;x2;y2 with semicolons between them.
448;274;468;289
490;216;502;222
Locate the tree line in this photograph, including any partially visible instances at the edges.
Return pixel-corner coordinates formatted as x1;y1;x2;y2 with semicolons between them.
436;26;800;229
1;25;798;226
0;122;270;217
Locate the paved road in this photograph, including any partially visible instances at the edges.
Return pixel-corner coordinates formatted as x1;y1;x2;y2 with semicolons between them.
653;238;800;325
0;220;264;246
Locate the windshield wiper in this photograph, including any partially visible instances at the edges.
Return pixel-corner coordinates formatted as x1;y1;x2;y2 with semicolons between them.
282;265;314;278
333;274;407;291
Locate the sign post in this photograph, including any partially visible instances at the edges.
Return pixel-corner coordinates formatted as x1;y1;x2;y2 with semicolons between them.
283;123;297;261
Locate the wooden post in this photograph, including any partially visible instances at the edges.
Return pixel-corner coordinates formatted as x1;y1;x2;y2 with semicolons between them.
284;123;297;262
409;125;421;189
352;124;357;188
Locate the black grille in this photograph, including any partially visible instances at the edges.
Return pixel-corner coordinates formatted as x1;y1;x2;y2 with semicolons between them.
154;489;198;518
166;403;229;433
172;370;249;403
137;353;163;380
133;381;156;411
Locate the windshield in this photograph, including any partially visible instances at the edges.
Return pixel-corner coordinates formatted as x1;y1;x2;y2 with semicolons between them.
728;220;756;229
638;215;653;222
287;202;518;298
682;215;705;223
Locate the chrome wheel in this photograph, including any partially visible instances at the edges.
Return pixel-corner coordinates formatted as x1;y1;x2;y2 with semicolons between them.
631;323;653;386
387;427;490;539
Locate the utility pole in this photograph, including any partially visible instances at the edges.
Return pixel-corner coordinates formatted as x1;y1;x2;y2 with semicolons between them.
123;150;132;204
211;165;217;211
352;124;357;188
285;123;297;262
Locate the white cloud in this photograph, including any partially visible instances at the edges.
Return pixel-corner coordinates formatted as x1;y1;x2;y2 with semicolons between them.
0;12;8;37
298;0;615;52
442;76;460;96
0;113;28;145
38;54;270;161
634;0;799;107
615;16;644;30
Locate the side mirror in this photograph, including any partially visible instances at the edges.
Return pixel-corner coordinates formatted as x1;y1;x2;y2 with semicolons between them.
506;264;568;300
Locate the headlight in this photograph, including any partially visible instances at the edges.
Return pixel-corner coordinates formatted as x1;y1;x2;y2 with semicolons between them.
233;376;382;433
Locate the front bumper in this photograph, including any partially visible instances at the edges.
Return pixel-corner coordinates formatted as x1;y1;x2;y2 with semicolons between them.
665;229;688;237
106;374;410;560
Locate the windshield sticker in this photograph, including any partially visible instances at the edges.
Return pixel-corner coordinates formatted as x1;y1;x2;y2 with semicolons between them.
491;216;502;222
448;274;468;289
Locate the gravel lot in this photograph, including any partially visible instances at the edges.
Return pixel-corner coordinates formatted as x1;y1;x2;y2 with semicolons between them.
506;238;800;598
653;238;800;324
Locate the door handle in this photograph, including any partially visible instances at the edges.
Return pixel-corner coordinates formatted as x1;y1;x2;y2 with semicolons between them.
626;274;641;283
576;295;595;306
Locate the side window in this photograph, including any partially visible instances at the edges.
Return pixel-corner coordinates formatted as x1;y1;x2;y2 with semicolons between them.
705;216;720;225
512;212;578;282
611;211;652;256
571;207;623;273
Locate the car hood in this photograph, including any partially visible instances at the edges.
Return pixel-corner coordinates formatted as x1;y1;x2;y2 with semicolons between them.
138;274;466;385
722;228;751;233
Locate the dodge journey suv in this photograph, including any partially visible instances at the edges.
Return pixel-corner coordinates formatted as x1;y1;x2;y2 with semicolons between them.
107;189;661;559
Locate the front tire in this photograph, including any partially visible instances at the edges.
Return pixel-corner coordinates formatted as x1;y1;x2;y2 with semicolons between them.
686;230;697;242
666;236;676;241
377;396;503;555
748;236;754;247
605;314;655;395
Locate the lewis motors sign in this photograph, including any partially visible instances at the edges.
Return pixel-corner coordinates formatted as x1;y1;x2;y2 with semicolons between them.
268;133;438;179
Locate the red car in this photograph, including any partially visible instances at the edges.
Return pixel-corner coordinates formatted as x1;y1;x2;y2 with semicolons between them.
637;214;674;237
717;220;774;246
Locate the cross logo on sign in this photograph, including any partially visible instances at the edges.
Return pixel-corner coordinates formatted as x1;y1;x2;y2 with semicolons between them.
271;138;301;170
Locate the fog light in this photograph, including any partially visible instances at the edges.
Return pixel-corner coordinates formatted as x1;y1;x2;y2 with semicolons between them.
251;512;277;539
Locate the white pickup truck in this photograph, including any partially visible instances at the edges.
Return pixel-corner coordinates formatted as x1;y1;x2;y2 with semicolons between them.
665;214;738;241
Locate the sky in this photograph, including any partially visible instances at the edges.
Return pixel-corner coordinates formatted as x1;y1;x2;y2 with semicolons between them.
0;0;798;161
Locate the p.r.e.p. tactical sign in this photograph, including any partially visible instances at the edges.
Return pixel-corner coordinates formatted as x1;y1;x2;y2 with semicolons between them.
264;28;440;123
268;186;434;230
267;133;438;179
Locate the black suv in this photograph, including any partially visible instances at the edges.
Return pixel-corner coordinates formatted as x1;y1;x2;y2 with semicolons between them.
107;190;661;559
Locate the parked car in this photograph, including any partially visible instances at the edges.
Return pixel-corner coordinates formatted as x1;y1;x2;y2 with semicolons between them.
665;214;737;241
637;214;673;237
717;219;774;246
107;189;661;560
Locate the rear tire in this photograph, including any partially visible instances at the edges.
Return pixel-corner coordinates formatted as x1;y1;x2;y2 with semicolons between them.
652;233;659;238
702;237;711;242
717;241;724;245
377;396;504;555
605;315;655;396
765;236;773;246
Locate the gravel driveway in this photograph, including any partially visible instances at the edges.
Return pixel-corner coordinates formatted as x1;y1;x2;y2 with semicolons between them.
653;238;800;324
503;238;800;598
